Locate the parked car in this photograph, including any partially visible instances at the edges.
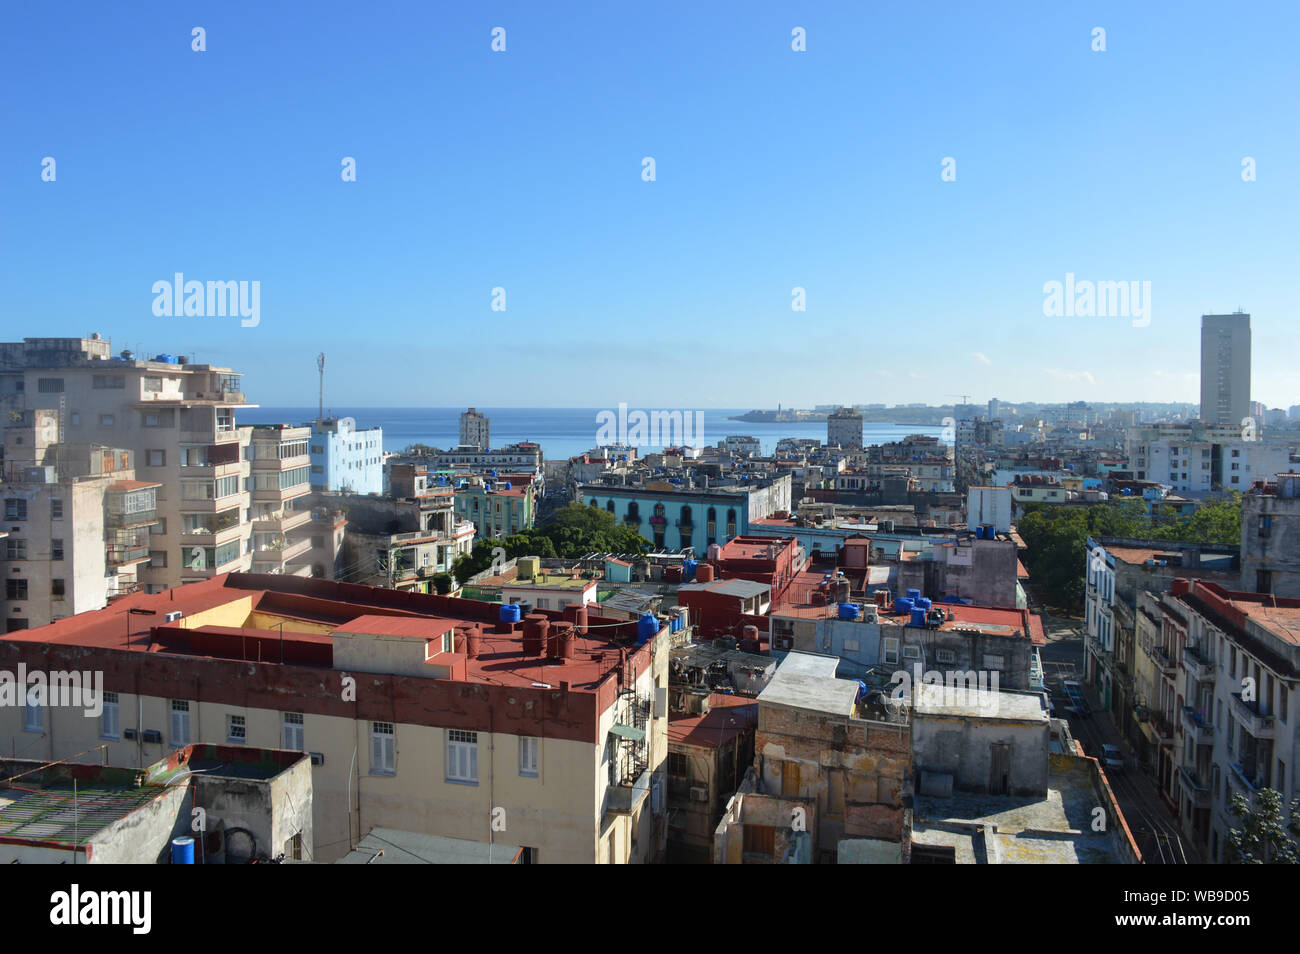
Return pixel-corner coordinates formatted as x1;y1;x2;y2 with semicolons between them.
1102;744;1124;773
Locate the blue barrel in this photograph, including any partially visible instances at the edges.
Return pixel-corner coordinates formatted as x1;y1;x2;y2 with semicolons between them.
172;836;195;865
893;598;914;615
499;603;521;624
915;597;932;611
906;588;922;601
837;602;859;621
637;612;658;644
683;559;697;581
909;607;927;627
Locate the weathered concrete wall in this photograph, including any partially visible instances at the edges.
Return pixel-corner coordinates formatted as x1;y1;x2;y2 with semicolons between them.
913;713;1048;796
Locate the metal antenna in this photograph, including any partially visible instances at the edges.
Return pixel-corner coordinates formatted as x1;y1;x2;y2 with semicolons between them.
317;353;326;421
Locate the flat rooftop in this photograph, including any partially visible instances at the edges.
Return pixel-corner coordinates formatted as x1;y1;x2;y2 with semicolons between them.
912;757;1128;863
759;652;859;716
4;573;655;693
668;695;758;748
913;685;1049;722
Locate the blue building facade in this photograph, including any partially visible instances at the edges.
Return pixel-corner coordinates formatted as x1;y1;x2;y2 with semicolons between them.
310;417;383;495
578;476;791;552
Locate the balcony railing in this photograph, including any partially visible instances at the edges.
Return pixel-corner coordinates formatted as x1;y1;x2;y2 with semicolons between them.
1150;645;1177;676
1148;710;1174;742
106;544;150;566
1181;706;1214;746
105;509;157;529
1181;647;1215;684
1178;766;1211;808
1230;693;1275;739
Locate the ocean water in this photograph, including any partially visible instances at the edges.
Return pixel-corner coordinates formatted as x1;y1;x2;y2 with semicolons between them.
238;406;945;462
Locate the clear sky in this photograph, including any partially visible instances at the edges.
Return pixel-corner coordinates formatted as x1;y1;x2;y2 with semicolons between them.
2;2;1297;409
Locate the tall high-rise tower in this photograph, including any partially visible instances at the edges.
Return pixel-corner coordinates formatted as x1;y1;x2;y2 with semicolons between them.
459;407;490;449
1200;313;1251;426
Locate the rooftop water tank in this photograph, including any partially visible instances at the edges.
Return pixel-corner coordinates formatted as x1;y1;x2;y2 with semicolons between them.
893;598;914;615
909;607;927;627
153;353;174;363
499;603;522;624
906;588;922;601
915;597;932;611
637;612;658;644
838;602;859;621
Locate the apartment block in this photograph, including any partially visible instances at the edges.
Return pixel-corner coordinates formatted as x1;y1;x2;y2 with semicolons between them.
1126;421;1292;495
309;417;383;495
0;573;671;863
826;408;864;450
0;336;256;590
1200;313;1251;427
1;410;161;629
248;424;314;577
459;407;490;449
1241;473;1300;598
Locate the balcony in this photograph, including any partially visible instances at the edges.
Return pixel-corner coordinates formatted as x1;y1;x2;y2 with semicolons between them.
252;454;311;472
105;509;157;530
252;483;310;504
252;537;312;568
252;509;312;533
1181;647;1215;685
1178;766;1211;808
1148;710;1174;743
1181;706;1214;747
1230;693;1275;739
106;543;150;567
1150;645;1177;677
1228;760;1262;796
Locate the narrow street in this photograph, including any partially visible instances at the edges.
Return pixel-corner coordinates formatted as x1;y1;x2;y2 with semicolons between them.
1032;602;1199;864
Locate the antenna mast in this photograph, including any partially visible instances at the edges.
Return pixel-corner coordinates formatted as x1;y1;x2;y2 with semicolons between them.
317;353;326;421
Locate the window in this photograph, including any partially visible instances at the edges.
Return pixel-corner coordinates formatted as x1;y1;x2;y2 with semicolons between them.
24;683;44;731
844;639;860;653
93;374;126;389
1259;516;1272;538
51;579;65;600
150;550;167;568
142;410;174;428
371;722;395;774
171;700;191;747
447;729;478;783
99;414;115;427
882;637;899;665
5;538;26;559
101;691;120;739
69;412;80;427
50;538;63;561
667;752;688;777
37;377;64;393
4;498;27;520
6;579;28;600
50;499;63;520
142;376;163;392
227;714;246;743
519;736;539;777
936;649;956;664
283;712;304;750
147;450;166;467
983;654;1005;670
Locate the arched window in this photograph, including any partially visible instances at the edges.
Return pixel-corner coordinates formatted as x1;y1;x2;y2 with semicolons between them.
606;500;615;513
589;498;598;508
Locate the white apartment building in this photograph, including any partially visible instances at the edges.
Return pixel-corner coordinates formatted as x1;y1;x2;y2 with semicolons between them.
0;337;257;590
248;424;314;577
1126;422;1293;495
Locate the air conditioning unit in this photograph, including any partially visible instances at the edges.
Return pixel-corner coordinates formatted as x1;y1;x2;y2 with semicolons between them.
689;786;709;802
310;752;325;766
142;729;163;744
164;610;183;623
123;728;138;741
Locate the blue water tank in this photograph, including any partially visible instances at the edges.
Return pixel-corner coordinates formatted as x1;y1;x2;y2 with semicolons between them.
974;526;984;539
490;470;498;478
682;559;697;581
909;607;927;627
637;612;658;644
906;588;922;601
499;603;521;624
915;597;932;611
154;353;174;364
503;482;512;490
171;836;195;865
893;598;914;615
856;680;868;700
838;602;859;621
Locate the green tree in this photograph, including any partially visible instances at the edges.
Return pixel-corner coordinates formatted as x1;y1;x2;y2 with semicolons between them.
431;572;454;595
1226;788;1300;863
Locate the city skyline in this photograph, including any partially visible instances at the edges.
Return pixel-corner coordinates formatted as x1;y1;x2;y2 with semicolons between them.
3;3;1297;408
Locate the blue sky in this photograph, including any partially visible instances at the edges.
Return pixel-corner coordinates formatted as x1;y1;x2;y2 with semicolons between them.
2;2;1297;409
